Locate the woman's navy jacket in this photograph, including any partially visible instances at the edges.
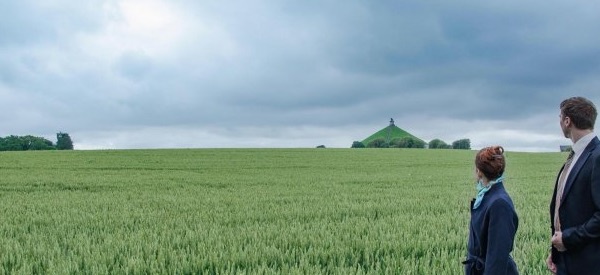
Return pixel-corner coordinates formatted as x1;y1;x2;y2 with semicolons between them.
466;182;519;275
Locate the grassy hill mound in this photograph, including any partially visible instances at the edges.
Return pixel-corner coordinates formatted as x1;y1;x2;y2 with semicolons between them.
362;125;424;146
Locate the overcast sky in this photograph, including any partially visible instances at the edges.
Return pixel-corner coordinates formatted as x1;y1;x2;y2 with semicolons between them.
2;0;600;151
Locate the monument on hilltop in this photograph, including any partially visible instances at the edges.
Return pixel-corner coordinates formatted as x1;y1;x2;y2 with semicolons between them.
361;118;425;147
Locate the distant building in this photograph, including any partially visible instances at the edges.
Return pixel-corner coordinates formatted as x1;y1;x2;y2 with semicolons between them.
559;145;572;152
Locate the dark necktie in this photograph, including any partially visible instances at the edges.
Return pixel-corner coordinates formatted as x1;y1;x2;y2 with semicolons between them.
554;150;575;231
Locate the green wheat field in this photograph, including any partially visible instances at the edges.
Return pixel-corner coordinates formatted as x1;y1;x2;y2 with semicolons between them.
0;148;564;274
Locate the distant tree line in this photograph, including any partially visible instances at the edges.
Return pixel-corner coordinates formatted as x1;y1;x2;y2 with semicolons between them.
351;137;471;150
0;132;73;151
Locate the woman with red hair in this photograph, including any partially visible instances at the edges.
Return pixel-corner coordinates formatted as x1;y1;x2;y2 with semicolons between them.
463;146;519;274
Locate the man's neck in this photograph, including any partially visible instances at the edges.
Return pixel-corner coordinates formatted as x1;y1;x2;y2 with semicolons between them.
571;129;594;144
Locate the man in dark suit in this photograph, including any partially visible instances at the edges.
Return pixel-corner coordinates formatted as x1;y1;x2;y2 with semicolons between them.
547;97;600;275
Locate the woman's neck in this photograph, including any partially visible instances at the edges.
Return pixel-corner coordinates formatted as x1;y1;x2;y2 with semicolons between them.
480;178;491;187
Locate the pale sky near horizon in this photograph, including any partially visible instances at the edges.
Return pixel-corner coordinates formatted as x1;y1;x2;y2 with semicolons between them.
2;1;600;151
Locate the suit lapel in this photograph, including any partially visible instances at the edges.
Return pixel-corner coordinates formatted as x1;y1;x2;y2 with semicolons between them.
561;137;599;202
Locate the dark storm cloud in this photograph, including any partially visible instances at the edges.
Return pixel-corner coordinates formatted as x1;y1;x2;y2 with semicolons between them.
196;0;600;124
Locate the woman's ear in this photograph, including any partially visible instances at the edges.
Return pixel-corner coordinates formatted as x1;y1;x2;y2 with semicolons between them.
476;170;487;182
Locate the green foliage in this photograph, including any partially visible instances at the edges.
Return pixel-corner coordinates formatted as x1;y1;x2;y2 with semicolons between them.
0;136;22;151
0;135;55;151
366;138;388;148
452;139;471;150
428;139;451;149
362;125;424;147
391;136;426;148
56;132;74;150
0;149;563;274
351;141;365;148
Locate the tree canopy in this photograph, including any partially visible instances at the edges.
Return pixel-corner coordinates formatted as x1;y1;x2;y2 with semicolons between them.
367;138;389;148
429;139;451;149
351;141;365;148
452;139;471;150
391;136;426;148
0;133;74;151
56;132;74;150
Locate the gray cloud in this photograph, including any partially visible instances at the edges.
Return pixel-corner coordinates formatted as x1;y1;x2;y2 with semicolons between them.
2;0;600;150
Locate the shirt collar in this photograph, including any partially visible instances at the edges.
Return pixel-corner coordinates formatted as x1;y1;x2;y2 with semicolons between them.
572;132;597;155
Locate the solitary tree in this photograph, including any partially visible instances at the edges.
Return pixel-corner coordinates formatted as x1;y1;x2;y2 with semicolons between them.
56;132;74;150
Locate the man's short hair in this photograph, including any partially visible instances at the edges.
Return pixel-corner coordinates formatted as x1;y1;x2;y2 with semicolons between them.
560;97;597;130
